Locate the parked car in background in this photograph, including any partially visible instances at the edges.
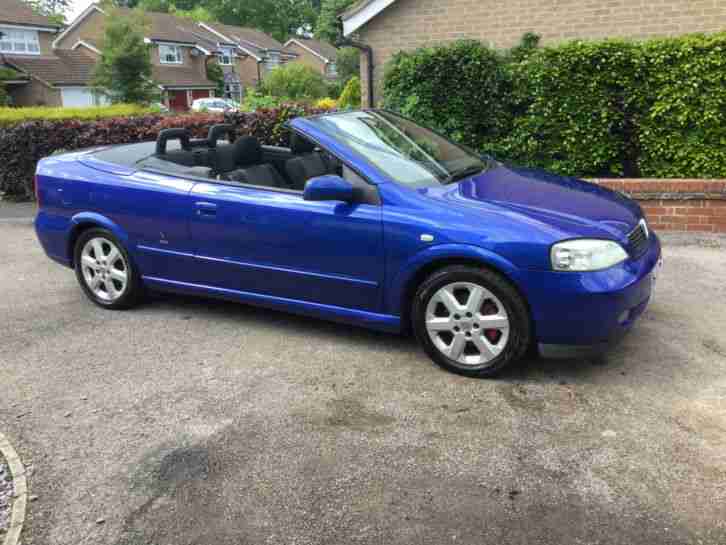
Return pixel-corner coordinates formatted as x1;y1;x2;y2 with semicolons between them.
34;110;661;377
191;98;239;113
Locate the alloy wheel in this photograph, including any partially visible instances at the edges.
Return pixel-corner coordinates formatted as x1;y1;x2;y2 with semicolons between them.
80;237;128;302
425;281;510;366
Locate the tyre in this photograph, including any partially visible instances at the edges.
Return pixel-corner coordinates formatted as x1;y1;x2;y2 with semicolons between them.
73;228;142;310
412;265;531;377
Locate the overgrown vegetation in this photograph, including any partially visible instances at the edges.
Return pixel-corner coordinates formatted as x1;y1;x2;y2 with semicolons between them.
92;8;158;104
384;33;726;178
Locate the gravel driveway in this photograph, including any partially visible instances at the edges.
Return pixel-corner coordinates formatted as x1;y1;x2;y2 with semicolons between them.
1;217;725;545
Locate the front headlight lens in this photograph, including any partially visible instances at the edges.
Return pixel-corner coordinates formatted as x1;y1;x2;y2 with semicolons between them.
551;239;628;271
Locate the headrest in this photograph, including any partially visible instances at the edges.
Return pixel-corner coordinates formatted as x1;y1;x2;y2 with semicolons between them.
156;128;191;155
290;133;316;154
234;136;262;167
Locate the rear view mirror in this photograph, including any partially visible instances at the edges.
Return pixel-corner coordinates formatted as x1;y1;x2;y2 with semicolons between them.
303;175;354;203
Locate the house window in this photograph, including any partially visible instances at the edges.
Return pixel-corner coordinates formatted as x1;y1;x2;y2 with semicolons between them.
218;47;233;66
326;62;338;78
264;51;281;72
0;28;40;55
159;44;182;64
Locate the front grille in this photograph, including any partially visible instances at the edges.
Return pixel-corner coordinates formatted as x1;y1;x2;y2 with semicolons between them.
627;220;649;258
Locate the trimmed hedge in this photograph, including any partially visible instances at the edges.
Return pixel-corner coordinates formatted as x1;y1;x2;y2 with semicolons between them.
0;104;323;198
384;41;511;155
384;33;726;179
0;104;157;126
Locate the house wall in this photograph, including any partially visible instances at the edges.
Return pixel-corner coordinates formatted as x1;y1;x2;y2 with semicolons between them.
284;42;326;75
237;55;261;88
9;78;61;106
151;43;207;78
356;0;726;106
37;31;55;55
53;8;107;49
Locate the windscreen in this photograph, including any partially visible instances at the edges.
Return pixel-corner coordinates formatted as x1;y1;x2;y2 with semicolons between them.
306;111;487;188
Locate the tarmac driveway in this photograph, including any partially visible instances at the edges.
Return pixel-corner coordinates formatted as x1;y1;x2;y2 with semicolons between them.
1;217;725;545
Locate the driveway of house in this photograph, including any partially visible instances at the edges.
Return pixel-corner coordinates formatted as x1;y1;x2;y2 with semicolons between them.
1;211;725;545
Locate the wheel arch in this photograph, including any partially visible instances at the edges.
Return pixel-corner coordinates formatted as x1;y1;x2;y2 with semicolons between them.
391;245;532;334
67;213;130;266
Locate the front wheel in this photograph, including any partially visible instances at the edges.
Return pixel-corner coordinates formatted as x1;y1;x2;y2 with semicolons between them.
73;228;142;310
412;266;531;378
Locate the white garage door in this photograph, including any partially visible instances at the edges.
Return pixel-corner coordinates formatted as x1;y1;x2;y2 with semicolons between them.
60;87;108;108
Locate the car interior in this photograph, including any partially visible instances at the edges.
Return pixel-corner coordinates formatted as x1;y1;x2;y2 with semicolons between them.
150;125;343;192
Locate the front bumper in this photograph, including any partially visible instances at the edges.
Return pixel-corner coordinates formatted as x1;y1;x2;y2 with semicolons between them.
517;233;662;358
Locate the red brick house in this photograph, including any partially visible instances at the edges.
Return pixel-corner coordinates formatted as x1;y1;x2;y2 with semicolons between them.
1;0;297;109
0;0;103;107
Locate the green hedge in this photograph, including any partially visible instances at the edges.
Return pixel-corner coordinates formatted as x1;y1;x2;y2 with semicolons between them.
384;33;726;178
384;40;511;156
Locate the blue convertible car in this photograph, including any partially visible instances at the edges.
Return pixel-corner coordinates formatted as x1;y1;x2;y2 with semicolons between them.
35;110;661;377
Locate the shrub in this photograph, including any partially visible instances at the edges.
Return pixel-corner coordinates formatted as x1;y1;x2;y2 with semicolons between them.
0;104;155;126
382;33;726;179
383;41;511;156
241;88;288;112
503;39;644;177
260;63;329;100
315;97;337;110
637;33;726;178
337;76;361;109
225;103;327;147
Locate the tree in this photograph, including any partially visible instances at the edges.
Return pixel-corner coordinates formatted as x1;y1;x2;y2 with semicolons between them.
91;8;158;104
210;0;317;43
28;0;70;24
335;46;359;83
315;0;355;44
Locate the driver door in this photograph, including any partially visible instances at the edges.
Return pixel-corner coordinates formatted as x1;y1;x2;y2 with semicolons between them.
188;171;384;313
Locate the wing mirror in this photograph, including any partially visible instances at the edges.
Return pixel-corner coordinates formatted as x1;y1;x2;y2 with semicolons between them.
303;175;354;203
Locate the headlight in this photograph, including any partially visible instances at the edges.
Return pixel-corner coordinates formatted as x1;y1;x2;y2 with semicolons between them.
551;239;628;271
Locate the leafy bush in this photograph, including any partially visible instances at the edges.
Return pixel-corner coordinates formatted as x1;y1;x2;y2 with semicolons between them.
0;104;156;126
0;106;329;198
637;33;726;178
337;76;361;109
315;97;338;110
241;88;288;112
383;41;511;155
260;63;329;100
383;33;726;178
225;103;327;147
503;39;644;177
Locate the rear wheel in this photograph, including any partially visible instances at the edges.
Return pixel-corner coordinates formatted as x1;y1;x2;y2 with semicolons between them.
73;228;141;309
412;265;531;377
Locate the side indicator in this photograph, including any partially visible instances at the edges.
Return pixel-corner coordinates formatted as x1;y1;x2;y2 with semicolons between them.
420;234;434;242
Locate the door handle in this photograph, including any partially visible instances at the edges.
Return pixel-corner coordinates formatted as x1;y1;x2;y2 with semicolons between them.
196;202;217;217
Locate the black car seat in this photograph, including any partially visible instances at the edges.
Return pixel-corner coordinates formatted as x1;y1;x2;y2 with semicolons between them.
285;133;331;190
224;136;287;189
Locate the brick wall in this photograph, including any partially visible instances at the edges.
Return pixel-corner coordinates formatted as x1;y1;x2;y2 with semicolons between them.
355;0;726;106
589;179;726;233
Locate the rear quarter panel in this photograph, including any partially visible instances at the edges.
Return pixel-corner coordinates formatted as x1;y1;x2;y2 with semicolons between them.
35;154;196;279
